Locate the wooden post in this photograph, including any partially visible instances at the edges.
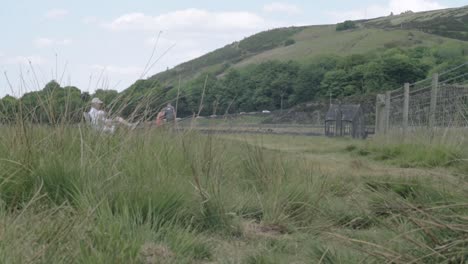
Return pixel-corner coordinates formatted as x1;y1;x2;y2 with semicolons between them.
403;83;410;134
335;105;342;137
375;94;386;134
385;91;391;133
429;73;439;128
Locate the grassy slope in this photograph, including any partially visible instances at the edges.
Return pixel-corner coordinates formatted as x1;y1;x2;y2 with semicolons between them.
148;6;468;87
235;26;466;67
366;5;468;40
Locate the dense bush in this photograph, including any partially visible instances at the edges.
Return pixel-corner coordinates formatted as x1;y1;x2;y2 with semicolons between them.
284;39;296;46
336;20;357;31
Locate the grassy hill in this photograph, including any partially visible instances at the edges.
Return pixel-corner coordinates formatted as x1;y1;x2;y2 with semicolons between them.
364;6;468;40
149;5;468;87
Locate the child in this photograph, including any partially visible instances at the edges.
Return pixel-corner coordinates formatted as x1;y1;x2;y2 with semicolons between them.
156;111;165;127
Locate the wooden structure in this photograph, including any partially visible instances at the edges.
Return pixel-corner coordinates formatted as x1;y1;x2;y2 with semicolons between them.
325;104;366;138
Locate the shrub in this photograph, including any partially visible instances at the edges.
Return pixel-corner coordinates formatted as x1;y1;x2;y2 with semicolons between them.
336;20;357;31
284;39;296;46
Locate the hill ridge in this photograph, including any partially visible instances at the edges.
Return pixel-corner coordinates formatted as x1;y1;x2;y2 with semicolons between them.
146;5;468;88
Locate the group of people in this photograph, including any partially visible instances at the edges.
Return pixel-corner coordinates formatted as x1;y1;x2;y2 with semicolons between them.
87;97;176;133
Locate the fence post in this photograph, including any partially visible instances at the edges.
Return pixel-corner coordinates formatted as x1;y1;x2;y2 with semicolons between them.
429;73;439;128
403;83;410;134
385;91;391;133
375;94;385;134
336;104;343;137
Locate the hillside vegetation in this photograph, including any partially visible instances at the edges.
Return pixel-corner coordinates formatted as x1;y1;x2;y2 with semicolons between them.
365;5;468;40
151;27;304;84
151;5;468;87
2;6;468;121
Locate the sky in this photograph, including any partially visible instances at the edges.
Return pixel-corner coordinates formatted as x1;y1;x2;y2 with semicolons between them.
0;0;466;97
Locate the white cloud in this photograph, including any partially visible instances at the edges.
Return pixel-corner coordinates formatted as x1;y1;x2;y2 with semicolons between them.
90;64;143;75
388;0;446;13
35;38;54;47
328;0;446;22
100;8;284;78
34;38;72;47
45;8;69;20
4;55;47;65
263;2;302;15
82;16;99;25
94;8;294;79
103;9;268;33
184;50;206;61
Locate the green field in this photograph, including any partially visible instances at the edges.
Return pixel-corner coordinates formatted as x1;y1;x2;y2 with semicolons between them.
1;124;467;263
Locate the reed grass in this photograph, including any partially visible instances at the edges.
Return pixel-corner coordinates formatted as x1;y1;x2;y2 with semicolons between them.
0;97;467;263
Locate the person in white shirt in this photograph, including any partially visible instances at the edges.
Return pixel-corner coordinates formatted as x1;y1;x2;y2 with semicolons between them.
88;97;137;133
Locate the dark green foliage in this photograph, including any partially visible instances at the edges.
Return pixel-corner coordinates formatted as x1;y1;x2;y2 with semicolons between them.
0;95;18;122
284;39;296;46
345;145;357;152
336;20;357;31
13;80;89;124
167;45;449;116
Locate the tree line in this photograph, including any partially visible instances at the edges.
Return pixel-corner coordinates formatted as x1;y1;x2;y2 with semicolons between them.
1;43;467;123
173;43;467;116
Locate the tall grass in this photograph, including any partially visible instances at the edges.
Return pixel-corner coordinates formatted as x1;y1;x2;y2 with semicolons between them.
0;97;467;263
0;119;304;260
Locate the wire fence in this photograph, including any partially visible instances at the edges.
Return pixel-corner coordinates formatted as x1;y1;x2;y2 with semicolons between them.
380;62;468;133
175;62;468;137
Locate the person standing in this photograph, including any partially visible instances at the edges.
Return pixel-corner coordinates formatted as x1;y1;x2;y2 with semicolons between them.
164;103;176;123
156;110;165;127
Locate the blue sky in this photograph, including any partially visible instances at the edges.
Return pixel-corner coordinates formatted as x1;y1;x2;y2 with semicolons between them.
0;0;466;97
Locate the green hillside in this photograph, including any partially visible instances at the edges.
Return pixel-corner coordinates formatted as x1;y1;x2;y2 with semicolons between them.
150;27;304;84
149;5;468;87
11;6;466;122
364;5;468;40
235;26;464;67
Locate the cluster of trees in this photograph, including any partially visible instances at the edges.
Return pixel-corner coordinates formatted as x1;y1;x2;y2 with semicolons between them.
0;80;170;124
0;81;87;124
172;44;467;116
1;43;467;122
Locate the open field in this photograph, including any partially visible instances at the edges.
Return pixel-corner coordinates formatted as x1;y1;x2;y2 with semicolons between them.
1;124;467;263
175;115;325;136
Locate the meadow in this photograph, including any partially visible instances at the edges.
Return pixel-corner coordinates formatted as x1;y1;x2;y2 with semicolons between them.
0;121;467;263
